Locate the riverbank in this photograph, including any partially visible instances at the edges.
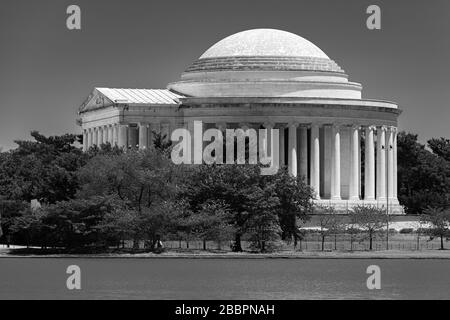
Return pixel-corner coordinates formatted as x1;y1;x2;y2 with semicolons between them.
1;246;450;259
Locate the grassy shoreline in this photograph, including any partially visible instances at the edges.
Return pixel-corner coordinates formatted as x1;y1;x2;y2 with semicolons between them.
1;247;450;259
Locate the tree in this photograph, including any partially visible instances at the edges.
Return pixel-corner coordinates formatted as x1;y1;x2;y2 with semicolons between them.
96;205;139;249
0;131;87;204
152;131;172;152
180;163;314;252
9;207;46;248
77;147;183;249
346;224;360;252
397;132;450;214
188;200;235;250
428;138;450;162
271;168;313;248
421;207;450;250
244;182;281;253
181;164;255;252
349;205;386;251
314;205;341;251
38;196;120;250
77;148;179;212
0;197;29;245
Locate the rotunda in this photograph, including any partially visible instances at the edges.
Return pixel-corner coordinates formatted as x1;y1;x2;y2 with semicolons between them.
78;28;403;213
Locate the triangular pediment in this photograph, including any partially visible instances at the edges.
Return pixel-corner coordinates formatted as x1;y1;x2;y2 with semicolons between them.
78;88;115;114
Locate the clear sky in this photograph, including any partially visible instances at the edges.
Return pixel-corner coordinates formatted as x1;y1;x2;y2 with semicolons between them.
1;0;449;150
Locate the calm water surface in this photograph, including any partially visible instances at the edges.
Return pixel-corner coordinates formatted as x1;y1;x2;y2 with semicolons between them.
0;258;449;299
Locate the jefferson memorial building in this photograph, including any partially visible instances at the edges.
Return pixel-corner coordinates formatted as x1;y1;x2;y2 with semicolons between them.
78;29;403;213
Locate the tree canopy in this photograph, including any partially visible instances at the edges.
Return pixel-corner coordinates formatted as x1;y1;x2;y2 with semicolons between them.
0;131;87;203
397;132;450;214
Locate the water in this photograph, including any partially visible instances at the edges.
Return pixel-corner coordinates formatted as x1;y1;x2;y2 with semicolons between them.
0;258;449;299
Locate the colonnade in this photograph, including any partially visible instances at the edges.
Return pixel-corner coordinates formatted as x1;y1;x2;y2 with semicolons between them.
82;122;171;151
83;121;398;203
277;123;397;202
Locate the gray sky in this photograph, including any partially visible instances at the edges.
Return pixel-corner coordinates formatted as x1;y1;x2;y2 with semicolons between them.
1;0;449;150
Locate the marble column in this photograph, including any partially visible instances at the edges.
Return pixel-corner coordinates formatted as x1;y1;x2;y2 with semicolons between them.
260;123;270;159
95;127;99;146
393;127;398;199
349;125;360;200
87;128;93;149
310;124;320;199
129;126;139;149
299;125;308;179
358;129;362;199
118;124;128;148
288;122;298;177
139;123;148;149
92;128;98;147
387;126;395;200
97;127;103;146
102;126;107;145
331;124;341;200
106;126;111;144
103;126;107;145
112;124;118;146
102;127;106;146
82;130;87;151
279;125;285;167
364;126;376;200
106;125;112;144
376;126;387;201
92;128;97;146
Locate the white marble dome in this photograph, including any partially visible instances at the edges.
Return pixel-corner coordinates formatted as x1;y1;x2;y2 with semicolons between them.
168;28;362;99
200;29;329;59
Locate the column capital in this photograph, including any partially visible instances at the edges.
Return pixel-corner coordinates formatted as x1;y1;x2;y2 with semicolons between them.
332;123;341;129
366;125;377;131
349;124;361;130
378;125;388;132
216;122;227;130
238;122;250;130
263;121;275;129
299;123;311;129
388;126;398;133
287;121;299;128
